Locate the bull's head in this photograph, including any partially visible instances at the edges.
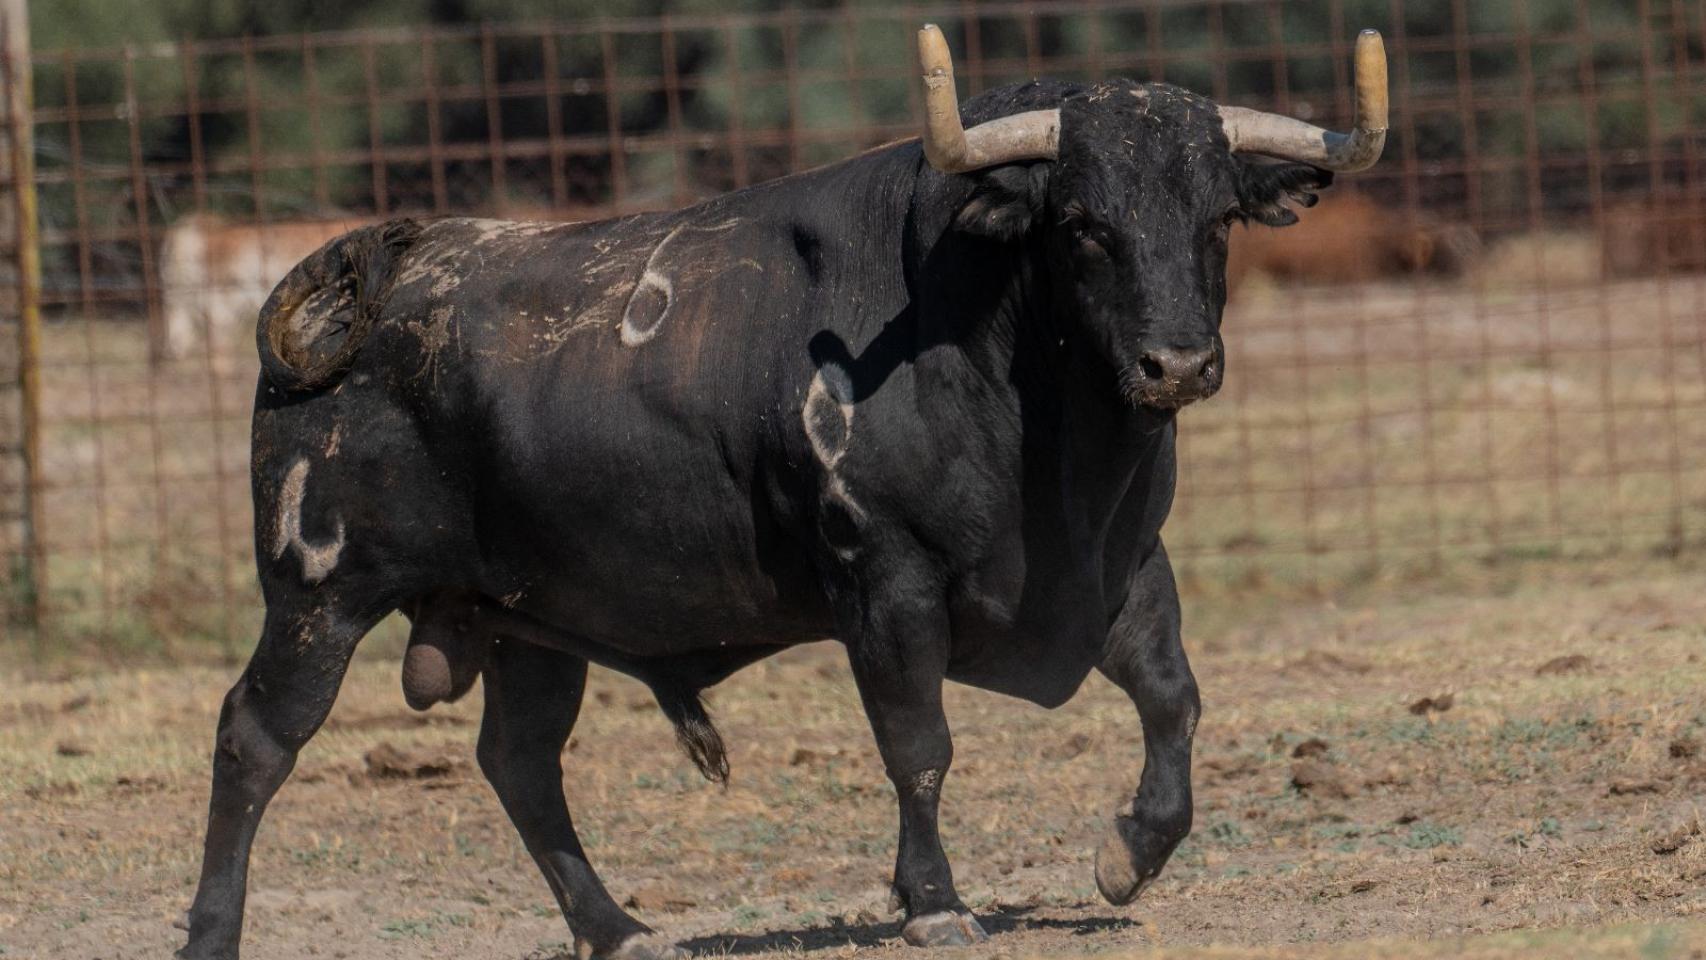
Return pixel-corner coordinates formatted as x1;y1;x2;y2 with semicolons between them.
916;25;1388;410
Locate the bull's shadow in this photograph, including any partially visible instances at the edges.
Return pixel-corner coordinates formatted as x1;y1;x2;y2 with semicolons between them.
801;224;1023;407
672;905;1143;956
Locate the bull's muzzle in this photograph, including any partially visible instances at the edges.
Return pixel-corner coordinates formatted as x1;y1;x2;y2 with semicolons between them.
1126;345;1222;409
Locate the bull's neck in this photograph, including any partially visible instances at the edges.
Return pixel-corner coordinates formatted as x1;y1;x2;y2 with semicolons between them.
907;178;1167;546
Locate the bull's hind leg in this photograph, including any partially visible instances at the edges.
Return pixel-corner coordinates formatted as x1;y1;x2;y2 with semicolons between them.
179;598;386;960
1093;542;1200;905
477;639;683;960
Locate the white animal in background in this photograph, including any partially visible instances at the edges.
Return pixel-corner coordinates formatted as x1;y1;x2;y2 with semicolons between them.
158;214;371;370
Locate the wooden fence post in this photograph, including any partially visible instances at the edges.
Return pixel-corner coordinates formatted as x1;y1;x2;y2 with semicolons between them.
0;0;43;629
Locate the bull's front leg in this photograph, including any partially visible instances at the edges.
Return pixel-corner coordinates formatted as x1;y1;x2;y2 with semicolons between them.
844;590;987;947
1093;542;1201;905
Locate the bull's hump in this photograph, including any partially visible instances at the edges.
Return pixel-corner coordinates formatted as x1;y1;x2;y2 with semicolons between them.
390;211;799;371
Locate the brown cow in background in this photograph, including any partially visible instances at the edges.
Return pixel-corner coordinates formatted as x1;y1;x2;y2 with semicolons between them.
1602;191;1706;278
1226;190;1479;291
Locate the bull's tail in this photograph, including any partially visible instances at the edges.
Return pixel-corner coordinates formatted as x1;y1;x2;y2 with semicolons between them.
653;683;730;785
256;218;423;393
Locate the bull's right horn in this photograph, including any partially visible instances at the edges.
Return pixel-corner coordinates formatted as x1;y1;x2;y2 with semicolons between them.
917;24;1060;173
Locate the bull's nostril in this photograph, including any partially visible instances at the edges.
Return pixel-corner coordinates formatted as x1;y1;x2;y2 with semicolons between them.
1138;355;1165;381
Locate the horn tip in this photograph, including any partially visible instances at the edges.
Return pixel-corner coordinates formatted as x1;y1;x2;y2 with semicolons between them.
920;23;941;36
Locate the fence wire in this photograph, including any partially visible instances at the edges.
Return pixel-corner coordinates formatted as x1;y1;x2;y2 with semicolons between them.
3;0;1705;652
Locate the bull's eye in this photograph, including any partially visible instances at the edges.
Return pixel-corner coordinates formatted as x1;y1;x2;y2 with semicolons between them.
1062;214;1110;258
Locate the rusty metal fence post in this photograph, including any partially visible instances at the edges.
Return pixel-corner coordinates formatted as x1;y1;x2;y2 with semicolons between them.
0;0;43;631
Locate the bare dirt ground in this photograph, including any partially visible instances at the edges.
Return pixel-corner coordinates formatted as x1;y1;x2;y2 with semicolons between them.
4;557;1705;959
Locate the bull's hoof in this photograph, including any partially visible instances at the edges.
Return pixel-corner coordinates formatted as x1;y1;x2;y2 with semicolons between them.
1094;819;1164;906
901;910;988;947
577;932;690;960
174;920;235;960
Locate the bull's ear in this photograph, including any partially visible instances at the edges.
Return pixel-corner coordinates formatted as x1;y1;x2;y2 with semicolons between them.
1237;161;1333;227
953;163;1050;241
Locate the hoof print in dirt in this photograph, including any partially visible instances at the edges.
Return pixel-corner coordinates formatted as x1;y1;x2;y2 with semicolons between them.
1536;654;1591;676
362;741;465;780
1291;759;1359;800
1407;692;1454;716
901;911;989;947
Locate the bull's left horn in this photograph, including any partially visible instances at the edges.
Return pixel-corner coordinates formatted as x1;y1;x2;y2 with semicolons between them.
1217;29;1389;172
917;23;1060;173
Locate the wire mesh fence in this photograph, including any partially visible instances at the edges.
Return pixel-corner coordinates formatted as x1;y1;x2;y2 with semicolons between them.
2;0;1704;654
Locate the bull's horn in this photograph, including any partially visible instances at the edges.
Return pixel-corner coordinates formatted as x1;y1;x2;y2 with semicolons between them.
917;23;1060;173
1217;29;1389;172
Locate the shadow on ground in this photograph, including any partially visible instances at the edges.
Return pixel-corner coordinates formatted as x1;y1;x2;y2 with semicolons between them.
677;906;1143;955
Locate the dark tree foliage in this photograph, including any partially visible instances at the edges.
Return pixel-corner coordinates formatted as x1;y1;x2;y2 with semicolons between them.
25;0;1706;299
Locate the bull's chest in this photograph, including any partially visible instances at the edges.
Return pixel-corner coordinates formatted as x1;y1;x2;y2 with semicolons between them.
940;508;1133;708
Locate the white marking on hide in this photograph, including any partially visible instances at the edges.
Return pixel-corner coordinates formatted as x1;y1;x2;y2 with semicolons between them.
406;304;458;383
802;369;866;528
614;230;672;349
619;225;684;347
467;218;564;244
272;458;347;585
803;371;853;469
617;219;747;347
908;768;943;796
393;244;462;298
429;270;459;298
798;371;866;532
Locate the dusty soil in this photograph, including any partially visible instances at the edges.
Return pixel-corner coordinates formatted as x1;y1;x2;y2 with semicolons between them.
4;560;1706;959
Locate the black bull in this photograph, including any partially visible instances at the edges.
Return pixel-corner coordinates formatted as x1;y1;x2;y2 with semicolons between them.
180;80;1337;960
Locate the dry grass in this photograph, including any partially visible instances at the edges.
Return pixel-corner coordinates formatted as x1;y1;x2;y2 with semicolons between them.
1470;231;1606;291
1079;921;1706;959
1179;271;1706;591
